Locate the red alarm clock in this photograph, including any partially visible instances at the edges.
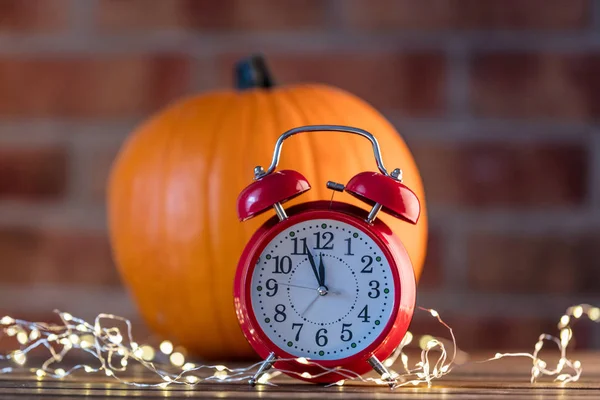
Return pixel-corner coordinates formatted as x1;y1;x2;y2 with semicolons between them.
233;125;420;385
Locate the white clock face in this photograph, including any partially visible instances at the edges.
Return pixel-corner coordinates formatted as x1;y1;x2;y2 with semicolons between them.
250;218;395;361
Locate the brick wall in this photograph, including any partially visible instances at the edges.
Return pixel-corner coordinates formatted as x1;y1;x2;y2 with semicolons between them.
0;0;599;351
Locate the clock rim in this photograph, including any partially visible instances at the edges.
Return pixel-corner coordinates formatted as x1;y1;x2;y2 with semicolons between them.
233;200;416;383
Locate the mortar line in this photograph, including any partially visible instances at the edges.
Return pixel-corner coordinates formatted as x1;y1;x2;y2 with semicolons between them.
591;0;600;31
445;39;470;119
2;31;600;54
588;132;600;210
68;0;96;37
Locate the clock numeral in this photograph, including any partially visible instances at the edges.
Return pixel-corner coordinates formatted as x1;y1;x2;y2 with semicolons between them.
340;323;353;342
368;280;380;298
358;305;370;323
272;256;292;274
344;238;354;256
315;328;328;347
265;279;278;297
360;255;373;273
274;304;287;322
291;323;304;341
291;237;308;255
314;232;334;250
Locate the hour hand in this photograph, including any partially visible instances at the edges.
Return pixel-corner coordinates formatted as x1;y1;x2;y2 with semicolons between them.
304;243;321;286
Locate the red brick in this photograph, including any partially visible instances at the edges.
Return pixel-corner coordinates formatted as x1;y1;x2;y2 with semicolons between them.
418;228;443;288
471;52;600;120
78;143;120;205
468;232;600;294
0;146;67;200
0;0;68;32
98;0;328;31
411;141;587;207
0;228;120;286
0;55;192;118
219;52;446;115
345;0;589;31
410;313;593;351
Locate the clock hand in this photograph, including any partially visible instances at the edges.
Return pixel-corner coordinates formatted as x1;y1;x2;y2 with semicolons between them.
277;281;341;294
304;243;322;287
276;282;319;291
318;253;325;287
300;295;319;317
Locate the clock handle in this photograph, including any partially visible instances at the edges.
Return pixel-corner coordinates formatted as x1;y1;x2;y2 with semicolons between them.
238;124;420;225
253;125;392;180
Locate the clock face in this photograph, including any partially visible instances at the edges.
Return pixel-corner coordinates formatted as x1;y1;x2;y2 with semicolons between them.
250;218;396;361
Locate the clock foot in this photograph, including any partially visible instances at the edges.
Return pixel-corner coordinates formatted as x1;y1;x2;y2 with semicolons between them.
367;355;396;388
249;352;277;386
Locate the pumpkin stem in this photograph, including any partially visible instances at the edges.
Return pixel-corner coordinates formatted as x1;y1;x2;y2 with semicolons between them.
235;54;275;90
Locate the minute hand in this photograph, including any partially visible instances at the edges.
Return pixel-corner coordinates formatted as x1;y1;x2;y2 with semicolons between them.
318;254;325;287
304;243;323;286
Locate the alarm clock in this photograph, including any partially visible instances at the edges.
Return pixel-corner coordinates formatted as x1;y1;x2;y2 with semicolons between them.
233;125;420;385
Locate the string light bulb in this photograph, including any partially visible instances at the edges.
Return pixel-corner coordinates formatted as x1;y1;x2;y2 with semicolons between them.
29;329;40;341
140;345;155;361
169;352;185;367
182;363;196;371
159;340;173;355
589;307;600;321
11;351;26;366
16;331;28;345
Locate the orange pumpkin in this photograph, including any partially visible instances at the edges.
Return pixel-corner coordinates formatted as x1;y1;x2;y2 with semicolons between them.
107;55;428;360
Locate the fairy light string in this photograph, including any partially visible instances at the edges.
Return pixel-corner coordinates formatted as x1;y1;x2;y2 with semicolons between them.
0;304;597;389
485;304;598;385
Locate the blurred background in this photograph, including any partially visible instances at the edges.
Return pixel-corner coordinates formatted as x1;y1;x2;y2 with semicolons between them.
0;0;599;352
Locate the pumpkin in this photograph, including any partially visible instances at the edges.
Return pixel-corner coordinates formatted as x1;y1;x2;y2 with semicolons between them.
107;55;428;360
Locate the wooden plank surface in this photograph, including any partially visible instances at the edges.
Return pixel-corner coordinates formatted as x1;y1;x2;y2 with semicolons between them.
0;351;598;399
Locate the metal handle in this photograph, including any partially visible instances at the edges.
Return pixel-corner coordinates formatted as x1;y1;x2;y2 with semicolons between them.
255;125;392;179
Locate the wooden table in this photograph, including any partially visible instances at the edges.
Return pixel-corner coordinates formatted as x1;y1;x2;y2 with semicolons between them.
1;352;598;399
